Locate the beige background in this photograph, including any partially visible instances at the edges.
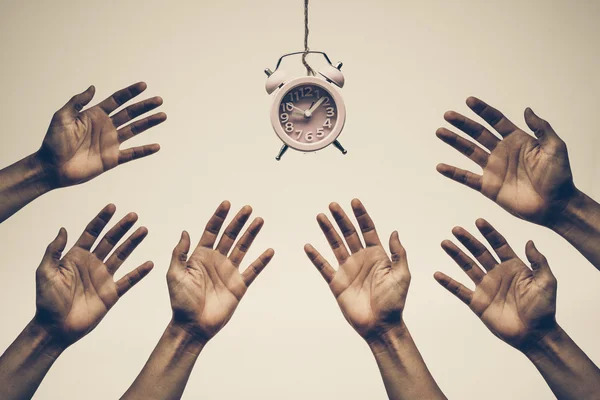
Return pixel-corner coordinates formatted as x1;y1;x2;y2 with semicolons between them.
0;0;599;399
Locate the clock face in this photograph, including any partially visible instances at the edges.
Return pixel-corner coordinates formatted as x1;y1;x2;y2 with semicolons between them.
277;84;338;145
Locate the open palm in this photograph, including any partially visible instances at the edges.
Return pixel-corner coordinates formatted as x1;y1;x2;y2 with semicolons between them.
167;201;274;344
436;97;574;225
435;219;557;350
38;82;166;187
305;199;410;339
35;204;153;346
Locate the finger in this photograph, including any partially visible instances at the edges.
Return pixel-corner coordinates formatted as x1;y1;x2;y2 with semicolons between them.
216;205;252;255
105;227;149;275
115;261;154;297
42;228;68;264
466;96;519;137
304;244;335;284
524;108;566;153
441;240;486;284
170;231;191;270
389;231;409;272
436;163;482;191
444;110;500;151
57;85;96;118
451;226;498;271
117;112;167;143
74;204;116;250
475;219;518;261
118;144;161;165
525;240;556;289
92;212;138;261
433;271;473;305
351;198;382;247
229;217;264;267
198;201;231;249
317;213;350;263
329;202;363;253
242;248;275;287
97;82;147;115
111;96;163;128
436;128;489;168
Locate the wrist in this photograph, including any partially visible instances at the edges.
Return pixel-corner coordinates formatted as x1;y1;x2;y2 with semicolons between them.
548;188;597;234
166;320;207;356
366;322;410;353
29;151;59;192
24;318;67;360
520;323;565;360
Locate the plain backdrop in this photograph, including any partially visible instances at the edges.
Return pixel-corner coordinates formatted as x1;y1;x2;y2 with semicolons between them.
0;0;599;399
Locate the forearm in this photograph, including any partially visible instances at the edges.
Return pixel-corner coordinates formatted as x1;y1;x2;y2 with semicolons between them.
367;323;447;400
121;322;205;400
0;319;65;400
550;189;600;270
524;324;600;400
0;152;54;223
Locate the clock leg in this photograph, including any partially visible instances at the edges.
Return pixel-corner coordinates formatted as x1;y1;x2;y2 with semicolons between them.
275;144;289;161
333;140;348;155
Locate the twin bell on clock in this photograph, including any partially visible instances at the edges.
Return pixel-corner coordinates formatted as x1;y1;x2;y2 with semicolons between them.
264;51;347;161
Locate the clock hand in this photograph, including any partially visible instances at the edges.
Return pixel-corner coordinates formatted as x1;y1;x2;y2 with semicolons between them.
307;96;326;114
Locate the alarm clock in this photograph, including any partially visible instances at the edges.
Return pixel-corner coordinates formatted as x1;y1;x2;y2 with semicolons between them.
264;51;348;160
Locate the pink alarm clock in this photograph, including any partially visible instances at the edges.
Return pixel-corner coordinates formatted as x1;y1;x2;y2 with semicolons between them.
265;51;347;160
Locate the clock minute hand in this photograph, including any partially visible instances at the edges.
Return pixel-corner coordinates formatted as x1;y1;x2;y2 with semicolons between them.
307;96;326;114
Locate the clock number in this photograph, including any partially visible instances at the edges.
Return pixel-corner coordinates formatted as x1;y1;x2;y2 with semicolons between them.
306;131;314;141
288;92;300;102
314;89;320;99
323;118;332;128
316;128;325;137
285;122;294;133
281;102;294;112
323;97;331;106
280;113;289;123
295;130;303;140
326;107;335;117
304;87;313;97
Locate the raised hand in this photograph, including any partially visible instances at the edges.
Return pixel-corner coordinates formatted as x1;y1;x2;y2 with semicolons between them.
304;199;410;340
436;97;575;226
167;201;274;344
37;82;166;187
305;200;447;400
35;204;154;347
435;219;557;350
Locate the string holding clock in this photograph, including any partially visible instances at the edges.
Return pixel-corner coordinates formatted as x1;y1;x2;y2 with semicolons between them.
264;51;348;160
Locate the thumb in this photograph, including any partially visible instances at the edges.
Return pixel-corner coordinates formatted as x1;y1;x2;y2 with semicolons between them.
57;85;96;118
389;231;410;277
525;240;556;290
40;228;68;273
169;230;191;270
524;107;565;153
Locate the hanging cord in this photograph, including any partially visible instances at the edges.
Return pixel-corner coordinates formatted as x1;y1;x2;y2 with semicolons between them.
302;0;316;76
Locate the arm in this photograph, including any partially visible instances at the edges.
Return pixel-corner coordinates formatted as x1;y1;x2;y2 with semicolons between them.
0;321;64;399
368;324;446;400
122;201;274;400
305;199;446;400
435;219;600;399
525;325;600;400
0;82;165;223
551;189;600;269
121;323;204;400
0;153;53;222
436;97;600;271
0;205;152;400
